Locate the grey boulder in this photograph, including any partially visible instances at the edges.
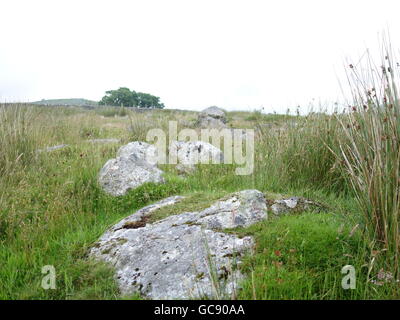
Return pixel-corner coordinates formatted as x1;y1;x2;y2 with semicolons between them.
201;106;227;122
99;141;164;196
197;106;227;128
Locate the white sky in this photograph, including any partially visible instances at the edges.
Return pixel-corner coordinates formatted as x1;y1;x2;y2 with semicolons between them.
1;0;399;113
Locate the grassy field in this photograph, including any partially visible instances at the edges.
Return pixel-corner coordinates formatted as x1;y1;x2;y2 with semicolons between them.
1;50;400;300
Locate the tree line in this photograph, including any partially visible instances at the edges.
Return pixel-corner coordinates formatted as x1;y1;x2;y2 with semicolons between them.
99;87;165;108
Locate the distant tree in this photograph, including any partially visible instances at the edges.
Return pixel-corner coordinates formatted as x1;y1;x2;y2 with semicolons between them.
99;87;164;108
99;87;137;107
137;92;165;108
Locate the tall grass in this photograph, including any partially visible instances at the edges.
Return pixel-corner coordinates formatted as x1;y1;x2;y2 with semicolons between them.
253;110;348;195
95;106;129;118
335;41;400;274
0;104;39;177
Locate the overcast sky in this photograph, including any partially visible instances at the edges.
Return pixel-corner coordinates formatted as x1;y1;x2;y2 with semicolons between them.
1;0;399;113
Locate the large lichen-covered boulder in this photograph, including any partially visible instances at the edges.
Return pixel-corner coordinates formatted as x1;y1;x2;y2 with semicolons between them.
197;106;227;128
98;141;164;196
88;190;267;299
170;140;224;173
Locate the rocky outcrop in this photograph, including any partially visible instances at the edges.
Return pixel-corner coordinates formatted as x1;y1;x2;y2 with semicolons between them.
197;106;227;128
89;187;323;299
89;190;267;299
98;141;164;196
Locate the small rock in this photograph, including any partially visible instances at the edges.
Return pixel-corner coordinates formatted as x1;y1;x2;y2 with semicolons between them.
87;138;120;144
269;197;322;215
37;144;69;153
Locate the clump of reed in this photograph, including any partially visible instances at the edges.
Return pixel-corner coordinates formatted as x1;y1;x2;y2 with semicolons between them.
336;38;400;274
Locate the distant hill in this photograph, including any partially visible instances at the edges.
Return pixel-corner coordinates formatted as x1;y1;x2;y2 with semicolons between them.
31;98;98;106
